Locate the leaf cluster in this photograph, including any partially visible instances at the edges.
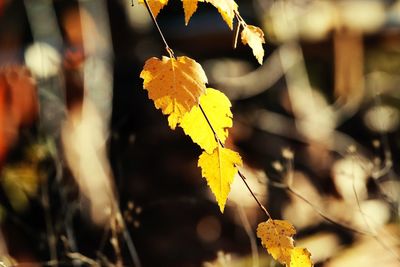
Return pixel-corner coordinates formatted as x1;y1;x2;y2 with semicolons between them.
139;1;312;266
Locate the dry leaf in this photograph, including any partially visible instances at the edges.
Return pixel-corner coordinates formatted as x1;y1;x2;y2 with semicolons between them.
257;219;313;267
138;0;169;18
241;25;265;64
140;56;207;129
205;0;238;29
290;247;313;267
257;219;296;265
198;146;242;212
180;88;232;153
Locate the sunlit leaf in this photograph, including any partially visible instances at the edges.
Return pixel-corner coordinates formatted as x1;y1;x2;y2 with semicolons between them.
140;56;207;129
182;0;202;25
180;88;232;153
257;219;296;265
290;247;313;267
241;25;265;64
138;0;169;18
205;0;238;29
198;146;242;212
139;0;238;29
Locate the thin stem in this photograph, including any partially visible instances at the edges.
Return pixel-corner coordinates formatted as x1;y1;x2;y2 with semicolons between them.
121;216;143;267
41;179;58;267
234;10;247;27
141;1;270;219
199;104;219;144
67;253;99;266
199;104;270;218
238;171;271;218
143;0;175;58
49;139;80;267
233;21;241;49
110;215;123;267
237;204;259;267
269;180;370;235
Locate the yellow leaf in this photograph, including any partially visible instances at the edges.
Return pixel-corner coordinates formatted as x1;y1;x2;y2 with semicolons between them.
180;88;232;153
290;247;313;267
198;146;242;212
182;0;202;25
140;56;207;129
138;0;169;18
205;0;238;29
257;219;296;265
241;25;265;64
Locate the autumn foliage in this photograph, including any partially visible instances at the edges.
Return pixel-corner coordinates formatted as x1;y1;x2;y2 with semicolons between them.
0;0;320;266
139;0;312;266
0;66;38;163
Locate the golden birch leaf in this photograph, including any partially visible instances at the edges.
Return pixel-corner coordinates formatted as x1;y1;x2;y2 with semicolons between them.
205;0;238;29
198;146;242;212
257;219;296;266
138;0;169;18
290;247;313;267
241;25;265;64
182;0;203;25
180;88;232;153
140;56;207;129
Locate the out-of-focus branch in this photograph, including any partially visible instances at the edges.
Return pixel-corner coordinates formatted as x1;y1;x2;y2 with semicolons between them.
23;0;66;135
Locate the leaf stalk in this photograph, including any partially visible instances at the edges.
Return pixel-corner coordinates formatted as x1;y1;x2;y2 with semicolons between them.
143;0;175;58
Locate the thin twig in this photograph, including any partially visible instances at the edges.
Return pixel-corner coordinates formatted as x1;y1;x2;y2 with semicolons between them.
67;252;99;266
41;178;58;267
285;186;369;235
48;138;80;267
238;171;271;218
199;104;271;218
267;169;400;240
110;143;142;267
233;21;241;49
237;204;259;267
120;214;143;267
350;154;400;262
142;0;175;58
110;213;123;267
199;104;220;144
234;10;247;27
96;252;116;267
97;223;111;255
142;1;270;218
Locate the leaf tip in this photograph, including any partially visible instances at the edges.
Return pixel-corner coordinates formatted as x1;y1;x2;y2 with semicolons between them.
218;202;226;213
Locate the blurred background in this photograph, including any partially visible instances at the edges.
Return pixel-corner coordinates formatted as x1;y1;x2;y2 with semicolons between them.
0;0;400;266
